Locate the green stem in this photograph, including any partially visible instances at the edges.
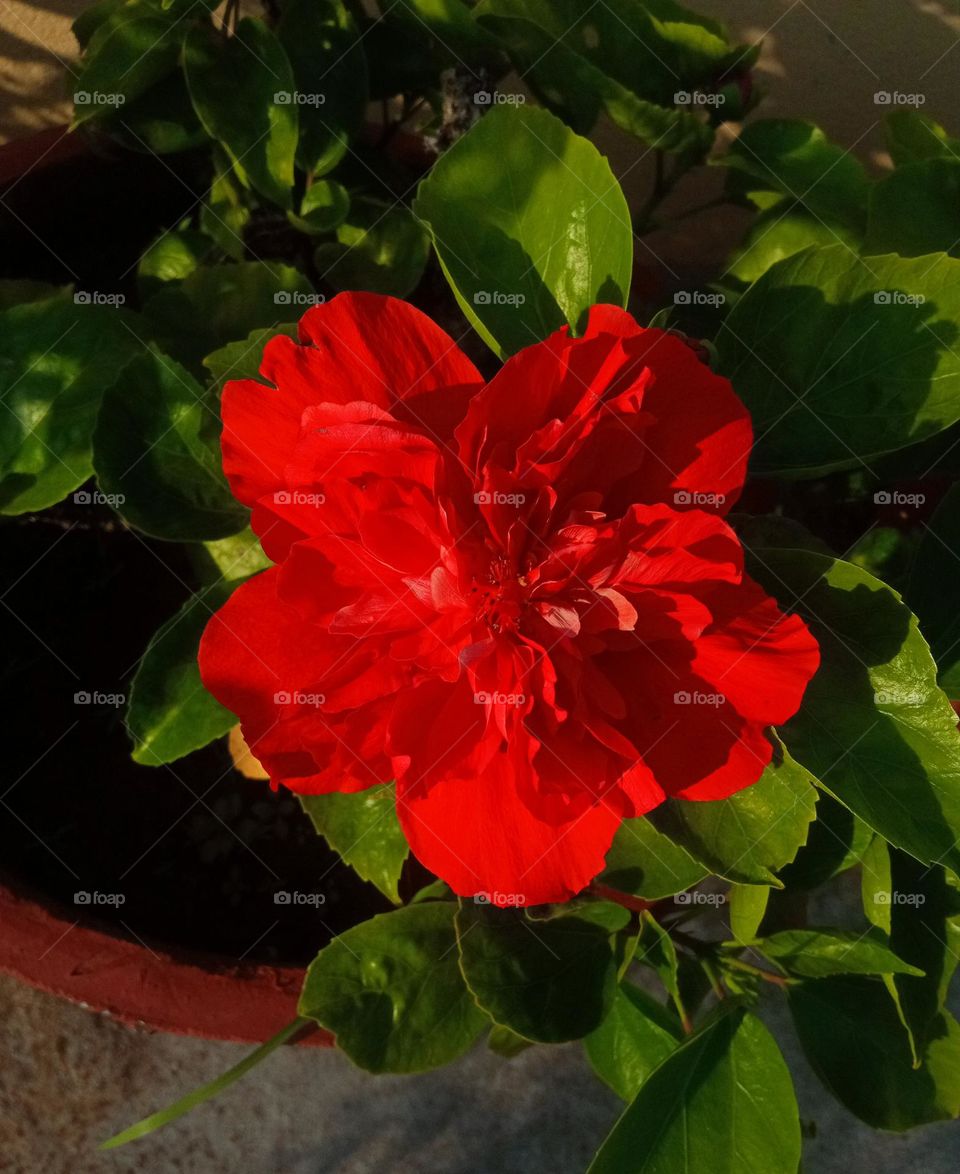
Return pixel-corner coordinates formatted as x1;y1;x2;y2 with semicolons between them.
100;1017;315;1149
722;957;793;988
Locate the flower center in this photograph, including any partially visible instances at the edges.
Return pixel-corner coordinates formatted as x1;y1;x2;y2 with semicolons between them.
473;554;530;634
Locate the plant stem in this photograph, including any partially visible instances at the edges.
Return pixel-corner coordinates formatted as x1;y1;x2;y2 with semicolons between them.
722;957;793;988
588;881;656;914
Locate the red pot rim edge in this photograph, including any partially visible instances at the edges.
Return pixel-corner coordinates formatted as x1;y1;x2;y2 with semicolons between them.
0;878;332;1046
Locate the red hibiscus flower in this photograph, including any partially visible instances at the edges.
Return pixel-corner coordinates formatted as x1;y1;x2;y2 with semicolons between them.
199;293;819;906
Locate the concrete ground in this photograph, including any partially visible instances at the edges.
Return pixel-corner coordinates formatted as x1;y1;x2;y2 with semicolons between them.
3;969;959;1174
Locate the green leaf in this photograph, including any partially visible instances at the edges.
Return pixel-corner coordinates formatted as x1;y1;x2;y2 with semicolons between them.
601;814;708;899
0;294;139;514
584;982;682;1101
288;180;351;235
728;883;769;943
72;2;181;125
588;1010;801;1174
779;791;873;889
747;547;960;879
184;18;298;209
885;109;958;167
277;0;368;177
138;228;218;299
456;901;617;1043
718;244;960;476
887;848;960;1049
867;159;960;258
789;977;960;1129
299;784;409;904
487;1023;532;1058
861;834;893;931
413;104;632;357
394;0;499;59
202;324;298;393
636;912;681;1005
298;902;487;1073
314;198;429;297
101;1016;310;1149
127;580;241;766
93;346;247;541
201;152;251;260
718;119;869;231
0;279;66;311
907;481;960;695
195;526;272;583
727;205;861;284
653;744;818;886
476;3;712;154
757;927;923;978
106;70;210;156
143;262;313;370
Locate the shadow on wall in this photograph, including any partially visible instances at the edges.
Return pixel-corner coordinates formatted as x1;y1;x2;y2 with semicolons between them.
0;0;83;141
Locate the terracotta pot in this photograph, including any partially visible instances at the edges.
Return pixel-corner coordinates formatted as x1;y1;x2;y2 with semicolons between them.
0;127;334;1046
